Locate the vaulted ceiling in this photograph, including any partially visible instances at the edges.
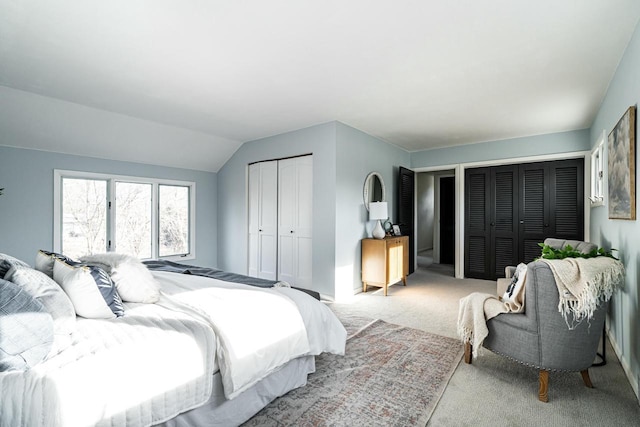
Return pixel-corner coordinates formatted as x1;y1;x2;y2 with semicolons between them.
1;1;639;172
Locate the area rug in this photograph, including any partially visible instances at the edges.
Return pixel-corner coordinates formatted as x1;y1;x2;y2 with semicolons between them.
242;317;463;426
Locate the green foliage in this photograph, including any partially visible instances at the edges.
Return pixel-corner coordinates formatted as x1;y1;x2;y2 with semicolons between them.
537;242;618;260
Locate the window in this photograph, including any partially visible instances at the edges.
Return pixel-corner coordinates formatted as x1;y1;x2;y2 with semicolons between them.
590;130;605;207
54;170;195;260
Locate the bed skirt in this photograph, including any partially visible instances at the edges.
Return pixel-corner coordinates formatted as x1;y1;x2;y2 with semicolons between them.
157;355;315;427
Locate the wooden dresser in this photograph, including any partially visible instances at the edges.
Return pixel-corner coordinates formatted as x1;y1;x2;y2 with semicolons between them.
361;236;409;296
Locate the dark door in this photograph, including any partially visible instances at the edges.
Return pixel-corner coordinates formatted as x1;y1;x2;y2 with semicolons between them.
464;167;491;279
491;166;519;278
398;166;415;274
439;176;455;264
518;162;550;263
518;159;584;263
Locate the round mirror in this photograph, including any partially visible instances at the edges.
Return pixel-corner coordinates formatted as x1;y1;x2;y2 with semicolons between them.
363;172;386;211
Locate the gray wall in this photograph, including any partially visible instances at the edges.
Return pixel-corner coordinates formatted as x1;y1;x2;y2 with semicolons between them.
216;122;338;298
589;19;640;399
0;145;218;266
335;122;411;297
216;121;410;299
416;173;434;251
411;129;590;168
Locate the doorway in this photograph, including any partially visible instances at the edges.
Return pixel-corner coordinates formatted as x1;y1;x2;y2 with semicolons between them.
416;170;455;275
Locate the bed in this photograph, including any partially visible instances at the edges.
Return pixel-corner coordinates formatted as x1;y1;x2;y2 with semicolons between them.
0;252;346;427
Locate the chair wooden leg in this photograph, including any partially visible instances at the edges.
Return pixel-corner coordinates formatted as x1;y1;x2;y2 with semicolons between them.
538;370;549;402
581;370;594;388
464;342;472;364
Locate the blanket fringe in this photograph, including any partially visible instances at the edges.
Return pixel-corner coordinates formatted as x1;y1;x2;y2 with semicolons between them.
557;260;624;329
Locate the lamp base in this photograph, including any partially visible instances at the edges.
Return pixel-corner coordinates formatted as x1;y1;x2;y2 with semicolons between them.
372;220;385;239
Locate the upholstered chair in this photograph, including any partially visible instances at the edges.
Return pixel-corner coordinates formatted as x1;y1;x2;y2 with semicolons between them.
464;239;606;402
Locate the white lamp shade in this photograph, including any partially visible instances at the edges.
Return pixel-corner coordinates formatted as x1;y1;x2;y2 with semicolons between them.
369;202;388;221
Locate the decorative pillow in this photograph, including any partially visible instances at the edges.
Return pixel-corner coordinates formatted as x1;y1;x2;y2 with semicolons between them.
35;250;75;278
503;263;527;303
0;253;30;278
5;265;77;356
0;278;54;371
53;259;124;319
80;253;160;303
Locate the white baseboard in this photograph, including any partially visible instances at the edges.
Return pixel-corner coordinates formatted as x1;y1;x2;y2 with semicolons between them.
606;328;639;403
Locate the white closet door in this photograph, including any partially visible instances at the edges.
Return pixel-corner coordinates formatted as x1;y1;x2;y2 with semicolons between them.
248;161;278;280
278;156;313;287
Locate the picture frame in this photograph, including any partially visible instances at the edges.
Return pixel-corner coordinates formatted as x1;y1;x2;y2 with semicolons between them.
608;106;636;220
392;224;401;236
589;130;605;207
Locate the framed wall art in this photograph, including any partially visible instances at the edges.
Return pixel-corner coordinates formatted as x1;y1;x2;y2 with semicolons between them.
608;106;636;220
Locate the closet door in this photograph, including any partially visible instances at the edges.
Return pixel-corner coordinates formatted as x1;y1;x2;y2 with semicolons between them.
464;167;491;279
550;159;584;242
248;161;278;280
491;166;519;278
518;159;583;263
518;162;549;263
465;166;518;280
278;156;313;288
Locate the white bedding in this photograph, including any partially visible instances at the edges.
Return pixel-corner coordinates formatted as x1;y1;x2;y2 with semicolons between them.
152;271;346;399
0;271;347;427
0;303;216;427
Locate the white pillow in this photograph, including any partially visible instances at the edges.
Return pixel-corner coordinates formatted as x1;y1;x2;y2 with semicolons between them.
79;253;160;303
53;259;124;319
502;263;527;303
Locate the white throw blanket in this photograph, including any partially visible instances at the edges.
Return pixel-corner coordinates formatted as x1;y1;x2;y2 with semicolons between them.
540;257;624;329
457;276;526;359
153;271;312;400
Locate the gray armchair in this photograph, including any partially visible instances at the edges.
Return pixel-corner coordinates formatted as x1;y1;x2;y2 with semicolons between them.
464;239;606;402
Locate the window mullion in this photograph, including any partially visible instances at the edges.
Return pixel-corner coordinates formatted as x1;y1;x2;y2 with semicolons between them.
152;183;159;259
107;179;115;252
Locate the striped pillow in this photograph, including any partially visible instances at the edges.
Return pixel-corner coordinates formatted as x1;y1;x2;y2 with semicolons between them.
53;259;124;319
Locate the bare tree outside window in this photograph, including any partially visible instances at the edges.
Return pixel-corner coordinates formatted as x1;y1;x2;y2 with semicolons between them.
159;185;189;256
62;178;107;259
57;171;194;260
116;182;152;258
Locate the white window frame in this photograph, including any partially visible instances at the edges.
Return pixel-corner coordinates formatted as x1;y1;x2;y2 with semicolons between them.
53;170;196;261
590;130;606;207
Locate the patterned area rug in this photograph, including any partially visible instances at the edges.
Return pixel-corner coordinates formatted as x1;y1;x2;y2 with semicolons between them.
243;315;463;426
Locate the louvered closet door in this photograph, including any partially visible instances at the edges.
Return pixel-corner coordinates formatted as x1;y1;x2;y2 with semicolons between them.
466;159;583;279
518;159;583;263
491;166;519;279
518;162;549;264
465;168;491;278
550;159;584;242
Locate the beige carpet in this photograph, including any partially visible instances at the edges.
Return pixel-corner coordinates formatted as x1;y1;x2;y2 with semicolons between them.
329;260;640;426
243;316;462;426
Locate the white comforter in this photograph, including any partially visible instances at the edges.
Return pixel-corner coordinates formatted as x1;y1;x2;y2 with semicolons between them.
153;271;346;399
0;303;216;427
0;272;347;427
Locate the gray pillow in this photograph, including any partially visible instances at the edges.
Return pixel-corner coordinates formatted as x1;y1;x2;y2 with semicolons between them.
0;278;54;371
0;253;30;278
35;250;75;278
5;266;77;356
